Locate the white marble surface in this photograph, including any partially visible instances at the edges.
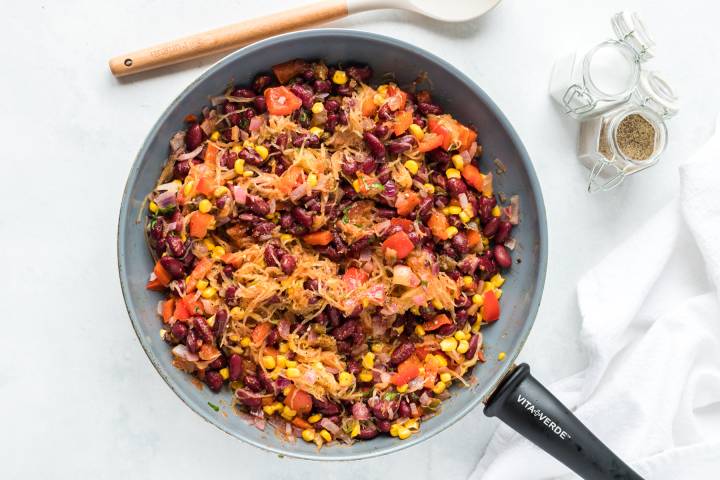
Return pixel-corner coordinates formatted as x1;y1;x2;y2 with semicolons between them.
2;0;719;478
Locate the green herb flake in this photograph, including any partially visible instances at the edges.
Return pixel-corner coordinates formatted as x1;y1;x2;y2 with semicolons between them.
342;207;350;224
384;392;398;401
208;402;220;412
371;182;384;191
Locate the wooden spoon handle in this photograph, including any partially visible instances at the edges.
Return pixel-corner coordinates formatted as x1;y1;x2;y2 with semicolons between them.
109;0;349;77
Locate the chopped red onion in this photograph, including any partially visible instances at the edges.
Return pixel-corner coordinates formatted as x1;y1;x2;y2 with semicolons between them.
277;318;290;339
177;145;203;160
508;195;520;225
468;141;478;158
504;238;517;250
249;116;264;132
155;190;177;209
352;402;370;420
232;185;247;204
169;132;186;152
289;184;306;201
409;402;419;417
392;265;420;287
419;391;433;406
172;345;199;362
319;418;340;435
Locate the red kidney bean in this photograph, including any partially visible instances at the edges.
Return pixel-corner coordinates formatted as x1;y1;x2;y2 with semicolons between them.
213;309;228;339
332;320;359;341
279;213;294;231
253;95;266;112
171;321;187;341
244;375;262;392
149;220;164;241
478;196;497;222
388;139;413;154
455;309;469;329
313;79;331;93
292;133;321;148
390;342;415;366
327;306;341;327
495;221;512;243
185;328;200;353
280;254;297;274
398;400;411;418
452;232;469;254
413;115;426;128
303;278;319;292
252;75;272;93
276;377;292;391
185;123;203;151
483;217;500;237
359;155;376;174
466;334;480;360
247;195;270;216
159;256;184;279
373;124;389;138
447;177;468;197
209;356;226;370
192;317;214;343
236;389;262;408
205;370;224;392
376;419;391;432
313;397;341;416
341;160;358;176
363;132;385;157
253;222;275;239
232;87;256;98
264;242;282;267
239;146;263;166
358;424;379;440
346;359;361;376
418;196;433;221
477;253;498;277
436;322;457;336
377;104;393;121
407;231;422;245
418;102;443;115
352;401;370;420
173;160;190;180
384;224;404;238
224;102;241;125
324;99;340;112
371;400;394;420
258;369;277;394
430;172;448;191
347;65;373;82
289;83;315;109
291;207;314;228
225;355;242;382
335;84;352;96
493;244;512;269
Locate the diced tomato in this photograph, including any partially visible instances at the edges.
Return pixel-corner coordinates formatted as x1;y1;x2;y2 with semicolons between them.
251;323;273;345
414;345;431;360
393;110;413;136
302;230;333;246
284;386;313;415
292;417;313;430
395;191;420;217
272;59;309;84
385;85;408;111
422;314;452;332
423;354;441;388
174;294;202;320
277;165;305;195
382;231;414;259
433;123;453;151
482;290;500;322
162;298;175;323
189;212;213;239
204;142;220;167
467;229;482;248
417;132;444;153
195;176;216;197
459;127;477;151
391;356;421;386
184;113;197;123
362;91;378;117
461;164;485;192
264;86;302;116
343;267;369;290
186;258;213;292
427;211;449;240
390;218;414;233
146;260;172;291
428;114;476;152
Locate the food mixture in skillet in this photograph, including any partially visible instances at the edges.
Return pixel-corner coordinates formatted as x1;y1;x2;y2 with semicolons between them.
145;59;519;446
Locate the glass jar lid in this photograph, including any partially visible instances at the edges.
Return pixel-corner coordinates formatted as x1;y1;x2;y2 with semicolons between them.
611;11;655;61
635;70;680;119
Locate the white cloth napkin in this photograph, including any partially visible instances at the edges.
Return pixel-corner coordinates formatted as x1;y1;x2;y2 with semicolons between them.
470;119;720;480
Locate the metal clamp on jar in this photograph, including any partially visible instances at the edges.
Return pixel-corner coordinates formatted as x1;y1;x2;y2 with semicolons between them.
577;70;679;192
549;12;655;119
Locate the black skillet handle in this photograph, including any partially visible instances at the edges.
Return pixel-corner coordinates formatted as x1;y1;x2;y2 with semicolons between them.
484;364;643;480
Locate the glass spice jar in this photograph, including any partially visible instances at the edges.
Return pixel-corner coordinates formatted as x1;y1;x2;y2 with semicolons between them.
549;12;655;119
577;71;679;192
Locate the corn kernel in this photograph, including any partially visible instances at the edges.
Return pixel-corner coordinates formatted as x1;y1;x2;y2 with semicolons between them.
201;287;217;299
454;330;467;341
301;429;315;442
311;102;325;114
198;199;212;213
371;343;384;353
446;168;461;179
434;354;448;368
350;421;361;438
445;226;459;238
403;160;419;175
230;307;243;319
308;414;322;424
263;404;276;415
491;205;501;217
210;131;220;141
203;239;215;250
433;381;447;394
362;298;370;308
447;206;462;215
286;367;301;378
362;352;375;370
240;336;251;347
338;371;354;387
242;170;254;177
377;85;388;94
234;159;245;174
423;183;435;194
462;276;474;287
457;339;470;354
213;186;229;198
483;282;494;293
440;337;458;352
359;370;374;382
280;233;293;243
281;406;296;420
275;355;287;369
283;386;292;396
352;179;361;193
253;145;268;160
262;355;276;370
409;123;424;141
396;384;408;393
183;181;194;196
278;342;290;353
242;140;254;148
389;423;400;437
398;427;412;440
498;351;506;361
212;245;226;259
439;372;452;383
320;429;332;442
206;316;216;328
149;201;159;213
459;211;471;223
332;70;348;84
432;298;444;310
451;154;465;170
414;324;426;336
472;319;482;333
195;279;208;291
231;145;243;153
404;419;419;430
307;173;318;188
373;93;386;106
286;360;298;368
472;293;483;305
219;367;229;380
490;273;505;287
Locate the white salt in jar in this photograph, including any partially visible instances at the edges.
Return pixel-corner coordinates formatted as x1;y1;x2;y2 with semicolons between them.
549;12;655;119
